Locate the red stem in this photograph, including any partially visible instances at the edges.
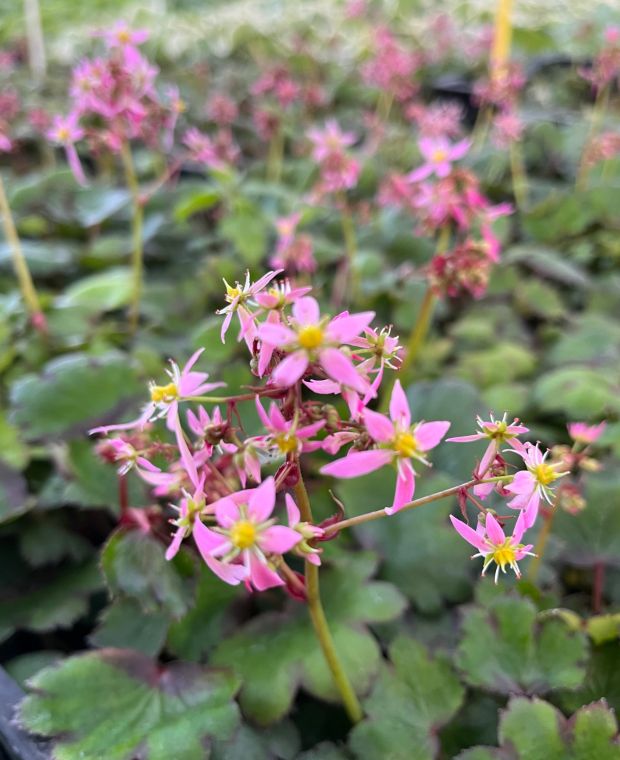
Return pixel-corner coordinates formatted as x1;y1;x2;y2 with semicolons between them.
593;562;605;614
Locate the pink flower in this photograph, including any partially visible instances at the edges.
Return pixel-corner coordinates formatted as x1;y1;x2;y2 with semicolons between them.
90;349;224;435
217;270;281;345
258;296;374;392
407;137;471;182
505;443;567;529
321;380;450;514
567;422;607;445
183;127;224;169
96;437;160;478
187;405;227;457
448;414;528;478
307;120;356;161
251;397;325;456
253;281;313;312
450;510;535;583
193;477;301;590
47;114;87;186
98;21;149;50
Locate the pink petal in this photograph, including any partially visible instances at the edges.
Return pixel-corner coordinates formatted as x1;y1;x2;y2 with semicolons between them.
435;162;451;178
182;348;205;375
477;441;497;478
414;420;451;451
450;138;471;160
363;408;394;443
254;396;271;429
505;470;535;496
386;459;415;514
320;449;392;478
447;434;483;443
193;521;247;585
512;509;527;544
327;312;375;344
258;525;301;554
272;351;309;387
406;164;433;183
248;552;284;591
319;347;368;393
297;420;326;438
285;493;300;526
215;496;241;528
165;528;185;560
449;515;488;552
485;513;505;545
522;492;540;530
259;322;296;346
292;296;320;325
220;310;233;343
247;476;275;522
389;380;411;428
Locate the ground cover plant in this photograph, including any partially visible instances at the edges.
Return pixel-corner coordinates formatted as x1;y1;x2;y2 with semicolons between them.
0;0;619;757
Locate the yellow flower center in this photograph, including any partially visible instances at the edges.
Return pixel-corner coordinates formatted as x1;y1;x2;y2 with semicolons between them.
485;421;507;439
56;127;70;142
532;463;557;486
432;149;448;163
492;541;517;570
230;520;257;550
117;29;131;43
393;431;418;458
150;382;179;403
225;282;242;302
298;325;324;351
274;432;299;454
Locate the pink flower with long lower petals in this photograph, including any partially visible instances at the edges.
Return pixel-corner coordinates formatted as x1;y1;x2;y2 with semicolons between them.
321;380;450;514
448;414;528;478
505;443;567;529
251;397;325;456
217;270;282;345
407;137;471;182
96;437;160;478
90;349;224;436
450;510;535;583
47;114;87;185
193;478;301;590
567;422;607;445
258;296;374;393
98;22;149;50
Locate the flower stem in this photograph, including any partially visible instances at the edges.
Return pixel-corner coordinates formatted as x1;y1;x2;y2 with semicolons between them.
592;561;605;614
332;192;358;306
323;475;513;536
527;503;556;581
120;142;144;334
293;470;364;724
0;173;46;329
266;122;284;183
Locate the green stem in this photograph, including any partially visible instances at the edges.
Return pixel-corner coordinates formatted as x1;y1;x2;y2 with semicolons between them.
293;471;364;724
527;502;556;581
266;122;284;183
323;475;514;536
0;173;44;323
120;143;144;334
340;192;358;302
399;286;435;379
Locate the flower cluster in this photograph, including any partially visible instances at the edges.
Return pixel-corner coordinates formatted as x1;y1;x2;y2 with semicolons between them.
47;24;177;184
307;120;361;196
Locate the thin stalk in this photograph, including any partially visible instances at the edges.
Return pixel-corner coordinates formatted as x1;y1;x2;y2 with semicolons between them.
266;123;284;183
527;503;556;581
339;193;358;301
293;471;364;724
399;287;435;378
323;475;513;536
120;143;144;334
592;562;605;614
490;0;514;81
0;173;45;327
23;0;46;84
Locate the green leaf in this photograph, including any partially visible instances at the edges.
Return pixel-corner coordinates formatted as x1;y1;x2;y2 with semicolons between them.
9;352;143;440
73;187;131;227
57;267;133;315
18;517;92;567
174;187;221;222
19;650;241;760
220;200;269;265
553;471;620;566
0;461;30;524
458;697;620;760
212;552;406;725
5;651;63;688
456;594;588;696
0;561;102;644
334;470;475;614
101;529;194;619
212;721;300;760
348;636;464;760
534;367;620;418
0;412;29;469
504;244;590;289
0;240;77;275
557;643;620;715
167;566;241;661
90;598;170;657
